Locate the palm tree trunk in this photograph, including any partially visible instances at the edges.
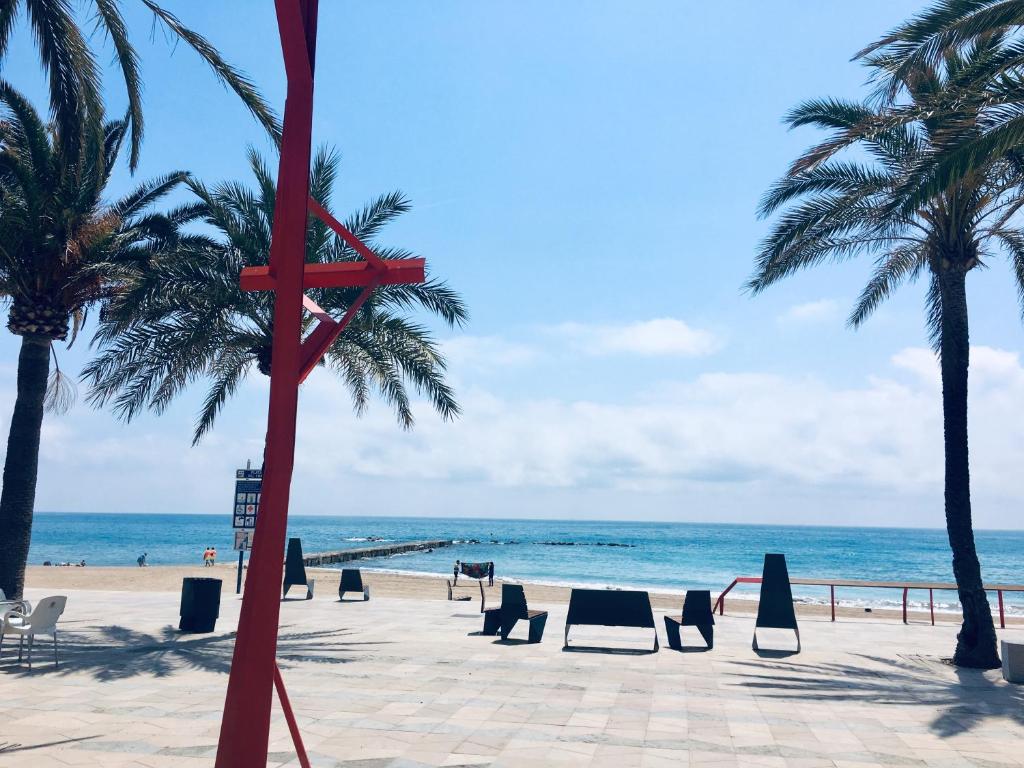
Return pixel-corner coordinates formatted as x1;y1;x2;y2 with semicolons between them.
0;336;50;601
938;267;999;669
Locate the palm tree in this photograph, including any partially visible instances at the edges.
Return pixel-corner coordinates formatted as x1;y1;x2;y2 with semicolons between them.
858;1;1024;197
0;0;279;170
748;47;1024;668
861;0;1024;83
0;83;197;599
82;146;467;445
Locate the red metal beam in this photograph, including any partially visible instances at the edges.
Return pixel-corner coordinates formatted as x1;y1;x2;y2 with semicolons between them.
215;0;318;764
240;259;425;292
274;664;311;768
309;197;388;270
297;280;379;384
216;4;428;765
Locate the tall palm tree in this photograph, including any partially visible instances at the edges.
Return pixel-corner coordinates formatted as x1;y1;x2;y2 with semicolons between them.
0;83;196;599
0;0;279;170
748;47;1024;668
858;1;1024;198
83;146;467;445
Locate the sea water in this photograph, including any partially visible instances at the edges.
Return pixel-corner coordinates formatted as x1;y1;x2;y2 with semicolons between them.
28;513;1024;615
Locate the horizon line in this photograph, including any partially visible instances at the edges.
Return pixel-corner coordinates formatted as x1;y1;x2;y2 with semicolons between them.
32;509;1024;534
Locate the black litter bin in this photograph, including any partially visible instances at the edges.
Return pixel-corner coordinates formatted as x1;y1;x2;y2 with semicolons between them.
179;577;222;632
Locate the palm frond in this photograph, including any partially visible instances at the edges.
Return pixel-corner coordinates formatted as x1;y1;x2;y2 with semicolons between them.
112;170;190;219
44;345;76;414
0;1;18;59
24;0;103;160
849;244;928;326
193;346;250;444
140;0;281;143
93;0;143;170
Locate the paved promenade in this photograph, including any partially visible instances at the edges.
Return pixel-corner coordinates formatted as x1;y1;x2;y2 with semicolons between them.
1;587;1022;767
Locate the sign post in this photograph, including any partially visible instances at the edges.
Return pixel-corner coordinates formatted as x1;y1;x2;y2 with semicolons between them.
232;462;262;594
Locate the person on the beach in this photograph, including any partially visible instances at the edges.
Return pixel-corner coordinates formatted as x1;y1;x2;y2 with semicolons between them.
210;546;217;566
453;560;460;585
488;561;494;587
203;547;211;566
137;552;148;567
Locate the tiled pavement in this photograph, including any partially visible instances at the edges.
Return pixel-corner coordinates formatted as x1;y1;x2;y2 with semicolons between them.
1;587;1022;767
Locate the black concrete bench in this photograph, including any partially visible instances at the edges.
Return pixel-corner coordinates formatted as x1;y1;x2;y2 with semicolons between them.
753;553;800;653
664;590;714;650
282;538;314;599
481;584;547;642
338;568;370;601
564;588;659;651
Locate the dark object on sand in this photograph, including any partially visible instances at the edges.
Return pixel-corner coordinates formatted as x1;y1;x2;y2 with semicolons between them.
179;577;221;633
482;584;547;642
339;568;370;601
665;589;715;650
282;538;315;599
753;553;800;652
564;588;659;651
446;580;471;601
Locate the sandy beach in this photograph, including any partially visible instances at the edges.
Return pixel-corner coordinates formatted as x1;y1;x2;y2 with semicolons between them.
23;563;1021;626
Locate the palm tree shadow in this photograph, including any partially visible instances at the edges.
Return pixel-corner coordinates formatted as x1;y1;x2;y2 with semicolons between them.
727;653;1023;738
0;622;385;682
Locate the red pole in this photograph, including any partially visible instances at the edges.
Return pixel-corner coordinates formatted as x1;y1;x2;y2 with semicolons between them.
274;664;311;768
214;2;318;765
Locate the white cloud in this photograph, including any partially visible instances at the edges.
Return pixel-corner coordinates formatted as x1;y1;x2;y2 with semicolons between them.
778;299;839;325
440;335;537;369
8;344;1024;528
551;318;720;357
288;345;1024;502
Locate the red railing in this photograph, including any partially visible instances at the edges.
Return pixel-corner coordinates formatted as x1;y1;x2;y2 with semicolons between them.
714;576;1024;628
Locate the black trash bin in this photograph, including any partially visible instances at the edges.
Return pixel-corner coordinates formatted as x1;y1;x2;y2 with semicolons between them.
179;577;222;632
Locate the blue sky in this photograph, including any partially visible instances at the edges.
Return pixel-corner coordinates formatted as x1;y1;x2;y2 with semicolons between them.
3;1;1024;528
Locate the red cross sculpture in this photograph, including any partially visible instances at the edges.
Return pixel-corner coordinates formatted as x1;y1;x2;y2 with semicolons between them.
215;2;425;765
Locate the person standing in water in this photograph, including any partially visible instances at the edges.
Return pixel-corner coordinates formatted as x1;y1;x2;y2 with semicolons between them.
137;552;148;567
453;560;460;585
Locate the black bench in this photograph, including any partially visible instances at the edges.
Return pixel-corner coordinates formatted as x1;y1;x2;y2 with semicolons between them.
664;590;714;650
481;584;547;642
338;568;370;601
564;588;659;651
753;553;800;653
282;538;314;599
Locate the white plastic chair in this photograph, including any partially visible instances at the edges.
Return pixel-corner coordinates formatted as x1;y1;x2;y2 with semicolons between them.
0;588;30;615
1;595;67;669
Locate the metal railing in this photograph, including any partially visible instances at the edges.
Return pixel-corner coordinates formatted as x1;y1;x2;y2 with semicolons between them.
714;576;1024;628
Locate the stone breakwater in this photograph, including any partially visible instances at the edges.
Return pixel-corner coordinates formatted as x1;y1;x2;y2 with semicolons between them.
302;539;451;566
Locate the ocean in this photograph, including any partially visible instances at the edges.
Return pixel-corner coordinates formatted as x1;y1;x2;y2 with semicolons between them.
28;513;1024;615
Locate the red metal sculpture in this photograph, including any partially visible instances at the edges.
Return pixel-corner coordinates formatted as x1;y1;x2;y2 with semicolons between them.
215;2;425;764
